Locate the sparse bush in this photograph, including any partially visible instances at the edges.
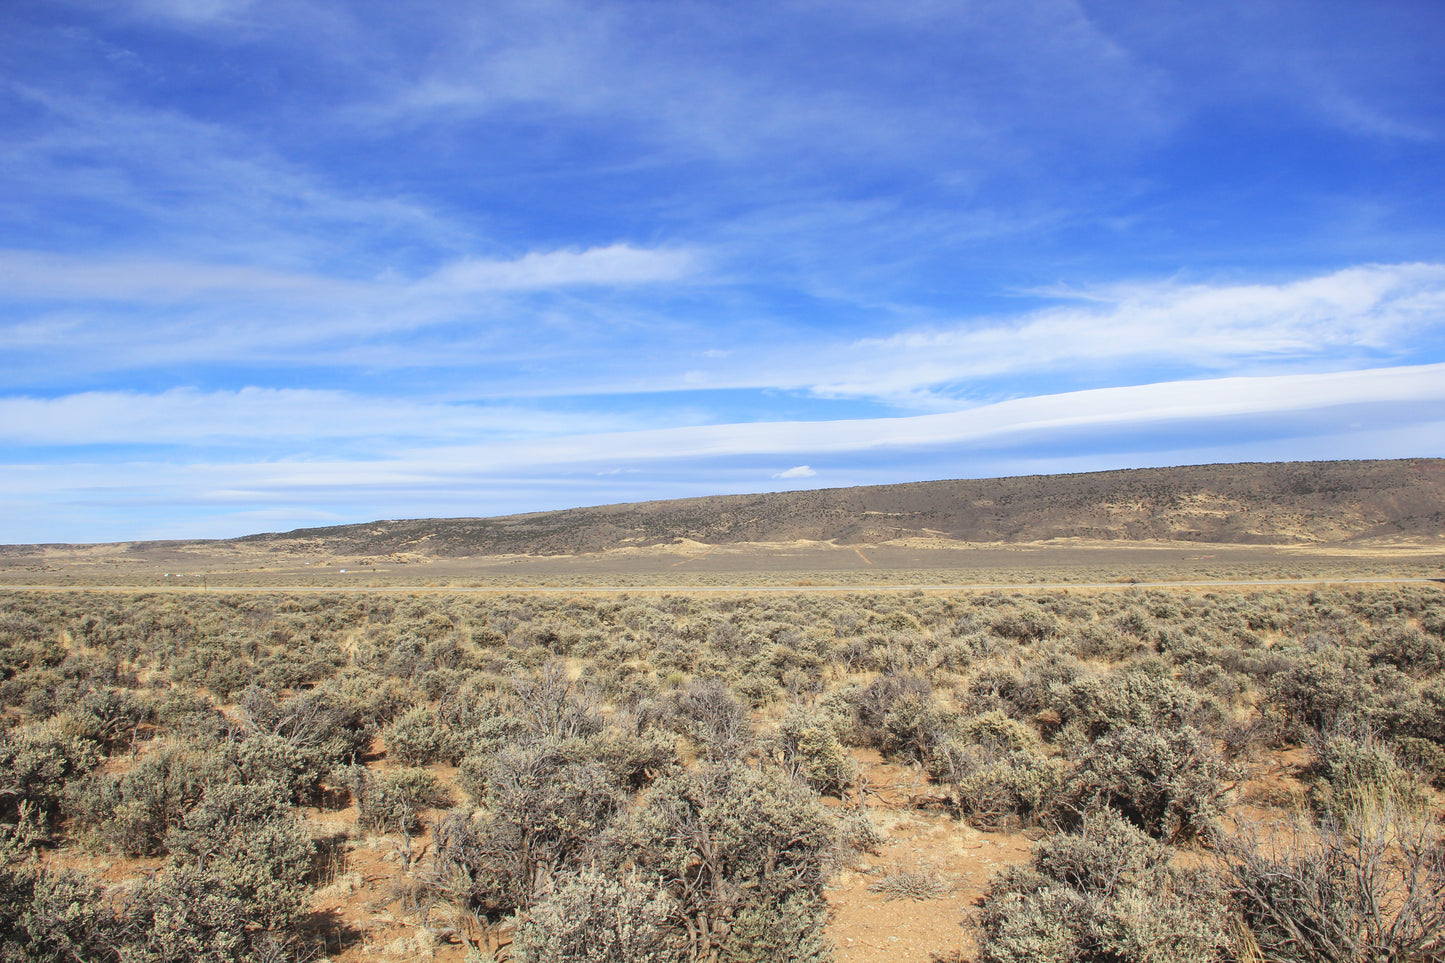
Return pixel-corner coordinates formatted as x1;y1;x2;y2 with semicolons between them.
513;867;681;963
514;662;603;740
479;742;627;905
962;665;1032;718
835;807;881;862
666;677;753;759
68;741;224;856
877;688;955;764
353;767;452;835
927;710;1062;827
973;810;1234;963
437;675;512;732
433;742;634;926
1224;797;1445;963
384;705;462;765
770;707;856;797
0;721;101;841
867;862;948;901
153;690;227;742
1067;725;1231;841
164;782;316;929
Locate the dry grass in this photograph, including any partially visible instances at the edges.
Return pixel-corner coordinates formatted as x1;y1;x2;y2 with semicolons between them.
866;862;951;901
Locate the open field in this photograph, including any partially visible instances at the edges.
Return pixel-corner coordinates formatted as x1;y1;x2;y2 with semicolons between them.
3;535;1442;590
3;579;1443;962
3;460;1443;961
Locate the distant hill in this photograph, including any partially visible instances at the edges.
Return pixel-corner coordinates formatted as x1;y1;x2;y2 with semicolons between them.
220;458;1444;557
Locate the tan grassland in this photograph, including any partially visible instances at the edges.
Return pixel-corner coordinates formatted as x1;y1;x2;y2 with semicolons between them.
3;536;1442;590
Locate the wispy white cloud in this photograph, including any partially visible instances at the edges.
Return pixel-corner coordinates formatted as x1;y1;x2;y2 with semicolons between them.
628;263;1445;404
132;0;255;24
0;250;357;303
0;243;696;305
774;465;816;479
0;387;641;447
398;363;1445;470
417;244;697;293
357;0;1172;175
5;363;1443;541
5;362;1441;492
6;259;1440;403
1084;2;1441;143
1;81;457;265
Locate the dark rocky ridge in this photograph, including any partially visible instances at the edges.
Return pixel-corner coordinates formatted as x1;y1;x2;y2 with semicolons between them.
218;458;1445;557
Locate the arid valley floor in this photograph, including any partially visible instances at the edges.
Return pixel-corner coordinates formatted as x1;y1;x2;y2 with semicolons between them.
3;462;1444;963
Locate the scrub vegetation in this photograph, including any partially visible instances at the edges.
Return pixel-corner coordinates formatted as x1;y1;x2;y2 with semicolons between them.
0;583;1442;961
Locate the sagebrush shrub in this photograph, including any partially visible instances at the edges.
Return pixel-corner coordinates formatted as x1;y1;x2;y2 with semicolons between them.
973;810;1233;963
1261;651;1373;738
625;761;839;963
240;683;372;771
69;687;154;755
353;767;452;835
770;707;856;797
1067;725;1230;841
383;705;462;766
886;699;952;763
1393;735;1445;788
164;782;316;929
512;868;680;963
1051;669;1211;746
470;742;627;904
68;741;224;856
1307;733;1432;820
829;673;935;750
1224;796;1445;963
989;604;1062;643
0;721;101;840
1366;623;1445;677
0;866;122;962
930;742;1065;829
666;677;753;759
719;890;832;963
514;662;604;740
229;732;313;803
123;864;265;962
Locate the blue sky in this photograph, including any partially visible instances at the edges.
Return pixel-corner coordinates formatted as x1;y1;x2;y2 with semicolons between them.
3;0;1444;543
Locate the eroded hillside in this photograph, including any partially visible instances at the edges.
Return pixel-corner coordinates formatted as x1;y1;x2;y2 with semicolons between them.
228;458;1445;557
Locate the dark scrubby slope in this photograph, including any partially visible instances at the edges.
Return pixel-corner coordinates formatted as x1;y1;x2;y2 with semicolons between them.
229;458;1445;557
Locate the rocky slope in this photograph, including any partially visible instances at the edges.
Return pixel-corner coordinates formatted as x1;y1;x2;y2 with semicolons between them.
221;458;1445;556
